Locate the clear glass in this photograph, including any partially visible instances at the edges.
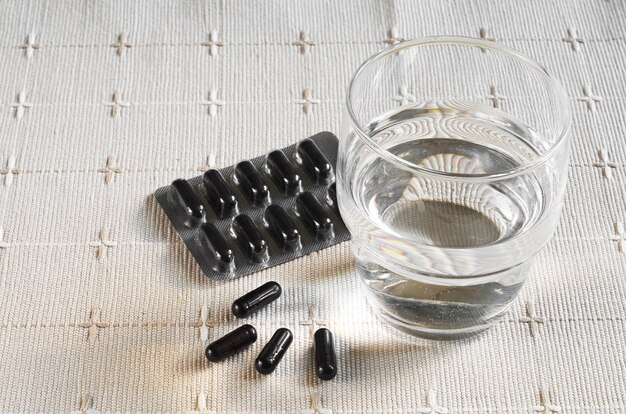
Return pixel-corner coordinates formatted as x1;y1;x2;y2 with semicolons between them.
337;36;571;339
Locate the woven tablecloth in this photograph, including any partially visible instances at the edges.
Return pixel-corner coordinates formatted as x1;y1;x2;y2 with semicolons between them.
1;1;625;412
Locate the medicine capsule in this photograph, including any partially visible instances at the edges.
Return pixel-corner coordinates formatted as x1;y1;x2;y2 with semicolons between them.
266;150;302;196
314;328;337;380
296;138;334;185
198;222;236;273
232;214;269;264
205;324;257;362
255;328;293;375
232;281;282;318
264;204;301;252
234;160;271;207
202;169;238;218
170;179;205;227
295;192;335;241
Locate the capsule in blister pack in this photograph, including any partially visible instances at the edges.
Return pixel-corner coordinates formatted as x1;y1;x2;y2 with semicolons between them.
198;222;235;273
296;138;335;185
264;204;301;252
202;169;238;218
295;192;335;242
170;179;206;227
154;131;350;280
266;150;302;196
234;160;271;207
232;214;269;264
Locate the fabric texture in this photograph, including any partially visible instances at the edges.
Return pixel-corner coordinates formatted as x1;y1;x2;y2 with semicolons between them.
0;1;625;412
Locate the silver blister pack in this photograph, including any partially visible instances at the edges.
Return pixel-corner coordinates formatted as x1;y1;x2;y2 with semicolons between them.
154;131;351;280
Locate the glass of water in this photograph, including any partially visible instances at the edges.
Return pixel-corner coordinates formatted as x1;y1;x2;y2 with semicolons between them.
337;36;571;339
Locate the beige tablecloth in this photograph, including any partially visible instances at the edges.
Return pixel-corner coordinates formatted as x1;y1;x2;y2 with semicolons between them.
0;1;625;412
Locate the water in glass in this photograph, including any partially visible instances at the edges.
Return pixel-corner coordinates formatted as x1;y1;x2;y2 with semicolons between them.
339;100;551;338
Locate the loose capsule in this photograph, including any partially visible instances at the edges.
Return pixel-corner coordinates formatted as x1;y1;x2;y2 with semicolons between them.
234;161;271;207
198;223;236;273
295;192;335;241
327;182;338;210
170;179;205;227
266;150;302;196
202;169;238;218
232;281;282;318
314;328;337;380
232;214;269;264
255;328;293;375
296;139;334;185
205;324;257;362
264;204;301;252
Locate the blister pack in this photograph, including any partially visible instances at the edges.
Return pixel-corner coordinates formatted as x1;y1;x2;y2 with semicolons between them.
154;131;350;280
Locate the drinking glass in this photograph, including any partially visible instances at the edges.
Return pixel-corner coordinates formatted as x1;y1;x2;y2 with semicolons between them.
337;36;571;339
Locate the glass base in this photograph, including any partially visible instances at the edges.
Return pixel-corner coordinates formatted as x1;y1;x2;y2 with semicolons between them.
355;248;530;340
371;297;508;340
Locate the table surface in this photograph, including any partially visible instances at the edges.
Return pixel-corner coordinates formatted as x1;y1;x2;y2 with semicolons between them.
1;1;625;412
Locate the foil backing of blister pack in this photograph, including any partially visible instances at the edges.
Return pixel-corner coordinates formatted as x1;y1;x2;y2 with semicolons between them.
154;131;351;280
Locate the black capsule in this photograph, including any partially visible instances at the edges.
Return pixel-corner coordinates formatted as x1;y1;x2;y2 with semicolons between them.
296;139;334;185
232;281;282;318
232;214;269;264
314;328;337;381
266;150;302;196
202;169;238;218
264;204;301;252
170;179;205;227
198;223;235;273
295;192;335;241
234;161;271;207
205;324;257;362
255;328;293;375
327;182;338;210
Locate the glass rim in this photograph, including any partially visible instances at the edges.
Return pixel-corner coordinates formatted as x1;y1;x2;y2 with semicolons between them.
346;35;572;181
